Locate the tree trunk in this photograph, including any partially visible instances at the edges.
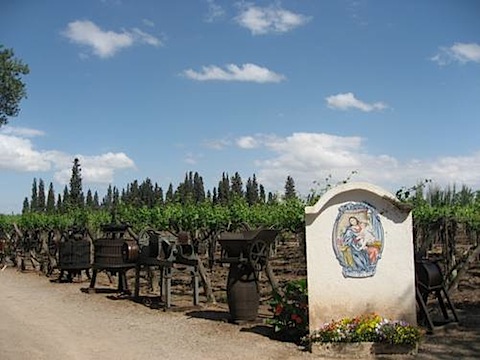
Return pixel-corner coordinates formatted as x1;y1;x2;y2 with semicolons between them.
265;260;279;295
197;257;216;304
448;243;480;293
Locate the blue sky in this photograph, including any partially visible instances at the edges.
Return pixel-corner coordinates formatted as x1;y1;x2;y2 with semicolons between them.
1;0;480;214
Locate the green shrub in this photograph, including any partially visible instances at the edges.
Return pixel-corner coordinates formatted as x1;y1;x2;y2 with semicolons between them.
268;279;308;343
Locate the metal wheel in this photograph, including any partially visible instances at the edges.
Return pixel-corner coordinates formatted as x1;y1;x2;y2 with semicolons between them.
249;239;268;271
138;228;158;258
143;297;152;307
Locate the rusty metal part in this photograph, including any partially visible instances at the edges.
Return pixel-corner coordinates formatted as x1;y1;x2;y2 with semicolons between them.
122;239;139;263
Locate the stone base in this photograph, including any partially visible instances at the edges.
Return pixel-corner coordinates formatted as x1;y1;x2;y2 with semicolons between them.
311;342;418;358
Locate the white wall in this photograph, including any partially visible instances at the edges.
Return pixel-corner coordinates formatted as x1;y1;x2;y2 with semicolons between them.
305;183;417;331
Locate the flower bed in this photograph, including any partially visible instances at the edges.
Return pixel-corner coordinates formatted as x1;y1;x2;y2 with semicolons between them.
268;280;423;356
306;313;422;357
307;313;422;344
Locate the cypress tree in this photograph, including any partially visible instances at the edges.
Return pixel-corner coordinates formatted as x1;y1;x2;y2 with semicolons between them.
113;186;120;207
102;185;113;209
122;184;130;205
30;178;38;212
154;183;164;206
93;191;100;209
56;194;62;212
193;172;205;204
139;178;154;207
85;189;94;209
22;197;29;214
259;184;266;204
217;172;230;205
231;172;243;198
175;172;195;204
187;171;194;197
267;192;278;205
69;158;84;209
46;182;56;213
284;175;297;200
62;185;69;212
165;183;174;204
245;174;259;206
129;180;140;206
37;178;46;212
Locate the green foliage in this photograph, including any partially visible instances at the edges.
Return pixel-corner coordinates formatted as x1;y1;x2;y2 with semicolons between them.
0;214;20;232
268;279;309;343
0;45;30;127
0;209;113;233
307;314;423;346
16;212;70;230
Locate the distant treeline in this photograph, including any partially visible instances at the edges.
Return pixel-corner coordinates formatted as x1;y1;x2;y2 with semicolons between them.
22;158;299;215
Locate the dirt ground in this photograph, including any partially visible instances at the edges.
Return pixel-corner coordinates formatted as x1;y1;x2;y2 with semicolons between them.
0;236;479;359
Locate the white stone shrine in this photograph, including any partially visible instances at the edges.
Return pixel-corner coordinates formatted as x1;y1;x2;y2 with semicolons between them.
305;182;417;332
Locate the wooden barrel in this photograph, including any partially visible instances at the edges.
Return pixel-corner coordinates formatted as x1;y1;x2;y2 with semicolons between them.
227;264;259;322
59;240;91;270
94;238;130;268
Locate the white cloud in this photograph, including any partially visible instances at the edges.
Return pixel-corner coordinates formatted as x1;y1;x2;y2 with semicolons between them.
204;0;226;23
236;136;259;149
0;127;135;184
326;92;388;112
184;152;203;165
204;138;231;150
0;134;52;171
0;126;45;138
182;63;286;83
56;153;135;184
427;153;480;184
62;20;162;58
131;28;162;46
228;132;480;198
235;3;311;35
431;42;480;65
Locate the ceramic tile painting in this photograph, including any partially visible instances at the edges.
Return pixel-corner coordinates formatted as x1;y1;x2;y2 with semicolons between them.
332;202;384;278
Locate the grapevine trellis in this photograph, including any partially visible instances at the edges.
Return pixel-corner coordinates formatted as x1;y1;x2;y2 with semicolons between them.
414;214;480;292
1;198;479;297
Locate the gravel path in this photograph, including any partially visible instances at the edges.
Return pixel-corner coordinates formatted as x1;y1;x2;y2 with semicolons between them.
0;268;310;360
1;267;479;360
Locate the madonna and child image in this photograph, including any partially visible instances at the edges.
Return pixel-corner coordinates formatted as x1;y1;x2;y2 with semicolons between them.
332;202;384;278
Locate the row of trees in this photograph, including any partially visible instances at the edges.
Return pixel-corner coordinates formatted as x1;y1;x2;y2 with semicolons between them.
23;158;299;214
24;157;480;218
